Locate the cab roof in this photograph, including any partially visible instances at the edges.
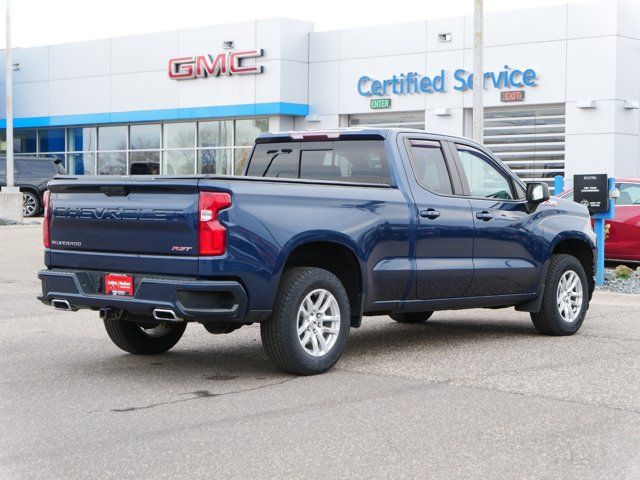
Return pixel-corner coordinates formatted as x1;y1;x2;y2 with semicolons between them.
255;127;481;147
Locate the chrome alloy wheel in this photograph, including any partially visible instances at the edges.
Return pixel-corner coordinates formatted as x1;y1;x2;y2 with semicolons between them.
22;192;38;217
138;323;172;338
297;289;341;357
556;270;583;323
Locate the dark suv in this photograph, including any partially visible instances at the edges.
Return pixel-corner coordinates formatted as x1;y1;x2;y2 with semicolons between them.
0;156;66;217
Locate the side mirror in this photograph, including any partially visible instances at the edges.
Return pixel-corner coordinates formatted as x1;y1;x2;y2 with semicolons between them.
526;182;550;203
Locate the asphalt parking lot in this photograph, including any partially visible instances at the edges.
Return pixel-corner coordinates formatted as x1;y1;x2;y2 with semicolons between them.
1;222;639;479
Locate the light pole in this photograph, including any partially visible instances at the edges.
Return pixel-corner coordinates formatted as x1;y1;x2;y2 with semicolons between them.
472;0;484;143
1;0;23;222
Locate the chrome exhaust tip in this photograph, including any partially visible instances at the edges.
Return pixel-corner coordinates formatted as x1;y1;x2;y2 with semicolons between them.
52;299;72;311
152;308;180;321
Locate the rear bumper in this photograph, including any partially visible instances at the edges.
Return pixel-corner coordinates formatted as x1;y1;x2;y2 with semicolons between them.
37;269;265;324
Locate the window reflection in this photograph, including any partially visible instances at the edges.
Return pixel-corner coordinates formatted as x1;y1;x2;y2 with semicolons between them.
4;117;268;176
130;124;160;150
98;126;127;151
98;152;126;175
164;123;195;149
163;150;195;175
130;151;160;175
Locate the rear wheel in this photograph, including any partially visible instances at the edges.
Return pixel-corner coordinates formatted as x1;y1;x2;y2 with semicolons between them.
261;267;350;375
531;254;589;336
103;314;186;354
22;191;41;217
390;312;433;324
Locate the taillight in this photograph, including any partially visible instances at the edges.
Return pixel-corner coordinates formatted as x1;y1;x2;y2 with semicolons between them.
43;190;51;248
198;191;231;256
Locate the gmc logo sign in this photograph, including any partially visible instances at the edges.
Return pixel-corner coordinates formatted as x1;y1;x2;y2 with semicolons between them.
168;49;264;80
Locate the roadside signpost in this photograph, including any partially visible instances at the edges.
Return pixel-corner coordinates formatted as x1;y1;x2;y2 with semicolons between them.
555;175;617;286
0;0;24;222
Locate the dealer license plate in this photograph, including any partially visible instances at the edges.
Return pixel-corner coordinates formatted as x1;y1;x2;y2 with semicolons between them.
104;273;134;296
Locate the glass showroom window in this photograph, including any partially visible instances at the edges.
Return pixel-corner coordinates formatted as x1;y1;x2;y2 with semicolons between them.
198;120;233;174
0;129;38;154
98;126;127;175
13;129;37;154
234;118;269;175
130;124;160;175
67;127;96;175
38;129;66;163
163;122;196;175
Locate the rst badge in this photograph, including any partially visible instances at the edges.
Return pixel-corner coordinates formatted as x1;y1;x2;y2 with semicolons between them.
171;246;193;253
168;49;264;80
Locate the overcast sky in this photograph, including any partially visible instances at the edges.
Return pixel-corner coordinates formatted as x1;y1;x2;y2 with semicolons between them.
0;0;627;49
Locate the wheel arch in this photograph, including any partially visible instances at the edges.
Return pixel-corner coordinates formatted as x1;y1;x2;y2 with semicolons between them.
279;238;366;328
550;234;596;297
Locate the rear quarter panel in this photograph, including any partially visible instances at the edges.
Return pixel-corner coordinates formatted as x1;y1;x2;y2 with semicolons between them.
203;178;412;311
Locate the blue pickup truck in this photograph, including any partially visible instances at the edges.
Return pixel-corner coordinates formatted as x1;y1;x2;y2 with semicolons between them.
38;129;596;374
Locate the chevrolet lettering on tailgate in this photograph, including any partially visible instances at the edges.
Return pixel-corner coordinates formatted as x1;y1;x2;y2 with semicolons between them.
53;207;185;221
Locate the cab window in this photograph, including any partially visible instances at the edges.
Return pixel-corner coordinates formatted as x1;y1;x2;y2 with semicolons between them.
456;146;514;200
248;140;391;185
246;143;300;178
300;140;390;184
408;141;453;195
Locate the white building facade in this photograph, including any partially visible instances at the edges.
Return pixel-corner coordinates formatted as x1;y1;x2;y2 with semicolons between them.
1;0;640;188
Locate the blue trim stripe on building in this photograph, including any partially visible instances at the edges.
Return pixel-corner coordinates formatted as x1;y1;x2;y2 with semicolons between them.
0;102;309;129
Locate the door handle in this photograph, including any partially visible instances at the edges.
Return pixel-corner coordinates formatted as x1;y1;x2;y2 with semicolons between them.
475;211;494;221
420;209;441;219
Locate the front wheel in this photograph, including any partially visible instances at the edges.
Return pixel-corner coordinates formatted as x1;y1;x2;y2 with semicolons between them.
104;314;186;354
531;254;589;336
261;267;351;375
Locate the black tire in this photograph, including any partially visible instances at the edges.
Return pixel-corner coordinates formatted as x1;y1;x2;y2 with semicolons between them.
390;312;434;324
260;267;351;375
103;314;186;355
22;190;41;217
531;254;589;336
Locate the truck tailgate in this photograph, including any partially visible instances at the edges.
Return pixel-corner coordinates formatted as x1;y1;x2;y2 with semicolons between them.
48;177;200;257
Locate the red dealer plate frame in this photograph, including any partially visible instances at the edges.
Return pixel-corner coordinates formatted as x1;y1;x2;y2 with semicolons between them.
104;273;134;296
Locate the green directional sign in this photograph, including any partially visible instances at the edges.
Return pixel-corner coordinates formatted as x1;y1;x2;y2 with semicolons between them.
370;98;391;110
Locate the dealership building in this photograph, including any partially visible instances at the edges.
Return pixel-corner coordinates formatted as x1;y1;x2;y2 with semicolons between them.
1;0;639;188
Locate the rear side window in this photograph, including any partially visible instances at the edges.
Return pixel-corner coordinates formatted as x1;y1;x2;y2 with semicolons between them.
246;143;300;178
247;140;390;185
20;160;58;175
408;141;453;195
304;140;390;184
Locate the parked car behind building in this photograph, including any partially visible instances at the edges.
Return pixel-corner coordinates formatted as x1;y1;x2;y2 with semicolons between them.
0;156;66;217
